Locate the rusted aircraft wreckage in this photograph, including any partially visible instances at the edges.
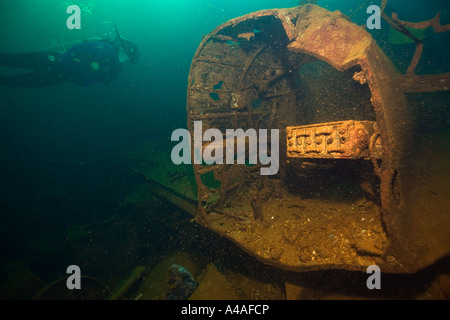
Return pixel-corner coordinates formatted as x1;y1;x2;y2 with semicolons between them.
156;4;450;274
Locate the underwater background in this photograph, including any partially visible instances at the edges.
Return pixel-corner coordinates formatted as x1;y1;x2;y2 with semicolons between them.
0;0;449;300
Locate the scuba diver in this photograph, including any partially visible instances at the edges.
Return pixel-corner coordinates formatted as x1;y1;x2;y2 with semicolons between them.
0;25;139;87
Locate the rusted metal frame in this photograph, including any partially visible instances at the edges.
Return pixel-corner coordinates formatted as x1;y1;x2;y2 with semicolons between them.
210;207;248;221
191;118;263;219
185;4;450;273
381;11;450;92
190;9;283;70
211;34;235;42
381;12;423;76
204;121;268;213
238;44;268;89
392;11;450;33
358;57;395;215
247;100;255;128
217;178;242;208
191;112;248;120
263;92;290;100
193;59;244;69
235;45;268;128
369;130;382;177
216;159;263;210
189;85;233;93
254;111;272;130
398;73;450;92
190;87;233;94
213;162;263;220
231;110;238;129
242;67;288;131
266;97;276;133
191;111;266;120
187;9;287;227
200;101;232;112
259;70;289;96
193;166;211;225
405;39;423;76
357;41;417;272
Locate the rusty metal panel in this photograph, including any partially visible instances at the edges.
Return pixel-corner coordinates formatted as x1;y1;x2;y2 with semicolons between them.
287;121;381;160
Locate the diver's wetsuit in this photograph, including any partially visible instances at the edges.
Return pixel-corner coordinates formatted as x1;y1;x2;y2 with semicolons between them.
0;41;122;87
